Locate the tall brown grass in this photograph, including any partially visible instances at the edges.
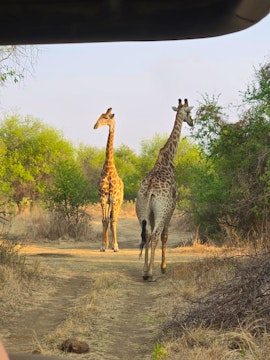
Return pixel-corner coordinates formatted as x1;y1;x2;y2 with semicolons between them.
157;252;270;359
9;205;94;242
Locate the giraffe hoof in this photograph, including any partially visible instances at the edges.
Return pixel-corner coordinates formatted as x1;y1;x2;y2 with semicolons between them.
143;274;154;281
100;248;105;252
143;275;155;282
161;268;166;274
113;248;119;253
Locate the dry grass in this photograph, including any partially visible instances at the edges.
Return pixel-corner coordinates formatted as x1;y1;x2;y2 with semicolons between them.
88;201;137;220
0;239;48;320
156;251;270;359
9;205;95;242
37;273;127;357
119;200;137;218
10;202;137;243
2;206;270;359
173;254;270;331
0;216;53;327
161;323;270;360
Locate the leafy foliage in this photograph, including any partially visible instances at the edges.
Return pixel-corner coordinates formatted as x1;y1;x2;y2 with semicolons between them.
115;144;140;200
77;143;141;201
0;45;38;87
137;133;167;177
46;160;92;239
76;144;104;202
174;138;205;212
190;60;270;246
190;94;227;154
0;114;74;209
0;54;269;248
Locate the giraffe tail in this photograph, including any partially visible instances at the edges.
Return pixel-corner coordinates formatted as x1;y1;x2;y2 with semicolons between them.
139;220;147;258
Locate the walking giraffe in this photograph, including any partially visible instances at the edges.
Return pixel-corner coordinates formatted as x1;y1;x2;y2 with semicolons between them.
93;107;124;252
136;99;193;280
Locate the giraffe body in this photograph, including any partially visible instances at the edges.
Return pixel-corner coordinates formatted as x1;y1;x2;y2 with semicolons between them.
94;108;124;252
136;99;193;280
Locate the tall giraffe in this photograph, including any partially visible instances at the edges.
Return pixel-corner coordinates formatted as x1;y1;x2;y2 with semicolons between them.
136;99;193;281
93;107;124;252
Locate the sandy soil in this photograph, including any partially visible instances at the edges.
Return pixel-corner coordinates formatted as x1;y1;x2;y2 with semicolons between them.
2;211;208;360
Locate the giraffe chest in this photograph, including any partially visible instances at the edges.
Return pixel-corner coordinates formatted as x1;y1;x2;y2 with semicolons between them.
98;173;123;195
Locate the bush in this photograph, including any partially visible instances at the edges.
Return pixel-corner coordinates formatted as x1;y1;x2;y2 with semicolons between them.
46;160;93;240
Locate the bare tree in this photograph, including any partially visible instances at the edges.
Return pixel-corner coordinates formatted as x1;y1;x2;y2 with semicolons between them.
0;45;39;86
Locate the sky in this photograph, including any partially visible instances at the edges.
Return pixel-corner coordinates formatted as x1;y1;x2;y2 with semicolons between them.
0;15;269;154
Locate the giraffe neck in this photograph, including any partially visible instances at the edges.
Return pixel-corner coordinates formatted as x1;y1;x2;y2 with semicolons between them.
103;123;116;172
154;109;184;168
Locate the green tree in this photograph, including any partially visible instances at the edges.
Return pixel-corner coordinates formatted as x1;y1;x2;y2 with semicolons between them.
190;93;227;154
0;138;10;207
46;160;92;239
190;60;270;245
137;133;167;178
244;62;270;107
0;114;74;209
209;117;270;245
114;144;140;200
174;138;207;211
76;144;105;203
77;143;141;201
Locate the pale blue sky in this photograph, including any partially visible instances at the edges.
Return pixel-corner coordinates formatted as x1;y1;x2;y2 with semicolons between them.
1;15;269;153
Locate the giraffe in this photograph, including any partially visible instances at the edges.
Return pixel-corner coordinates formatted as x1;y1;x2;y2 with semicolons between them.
136;99;193;281
93;107;124;252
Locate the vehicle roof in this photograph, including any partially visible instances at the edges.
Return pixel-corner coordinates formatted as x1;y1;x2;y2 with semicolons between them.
0;0;269;45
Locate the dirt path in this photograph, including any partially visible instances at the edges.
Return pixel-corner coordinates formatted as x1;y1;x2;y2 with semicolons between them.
2;215;203;360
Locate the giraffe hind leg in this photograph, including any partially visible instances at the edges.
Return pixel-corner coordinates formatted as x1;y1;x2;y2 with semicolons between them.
100;201;110;252
140;219;149;279
161;231;168;273
140;219;158;281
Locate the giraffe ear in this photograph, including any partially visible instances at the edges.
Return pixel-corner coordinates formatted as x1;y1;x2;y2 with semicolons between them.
110;114;115;119
172;106;178;111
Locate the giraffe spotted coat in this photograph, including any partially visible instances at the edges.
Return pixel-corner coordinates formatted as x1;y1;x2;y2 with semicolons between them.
136;99;193;281
93;108;124;252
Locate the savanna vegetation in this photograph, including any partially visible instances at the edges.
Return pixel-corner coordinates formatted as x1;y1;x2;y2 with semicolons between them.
1;61;270;247
1;47;270;359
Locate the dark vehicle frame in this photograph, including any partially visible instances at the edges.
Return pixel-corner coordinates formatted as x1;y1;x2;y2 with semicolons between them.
0;0;269;45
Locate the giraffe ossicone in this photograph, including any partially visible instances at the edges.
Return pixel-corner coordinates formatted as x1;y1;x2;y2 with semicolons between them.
136;98;193;281
93;107;124;252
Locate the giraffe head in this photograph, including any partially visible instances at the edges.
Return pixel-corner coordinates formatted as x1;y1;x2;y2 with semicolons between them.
93;107;115;129
172;98;193;126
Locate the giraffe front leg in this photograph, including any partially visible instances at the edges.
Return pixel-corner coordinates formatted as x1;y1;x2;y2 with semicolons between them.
161;231;168;274
110;220;119;252
100;201;110;252
101;218;109;252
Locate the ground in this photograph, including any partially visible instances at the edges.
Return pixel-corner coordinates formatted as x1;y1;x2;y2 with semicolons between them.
2;209;208;360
